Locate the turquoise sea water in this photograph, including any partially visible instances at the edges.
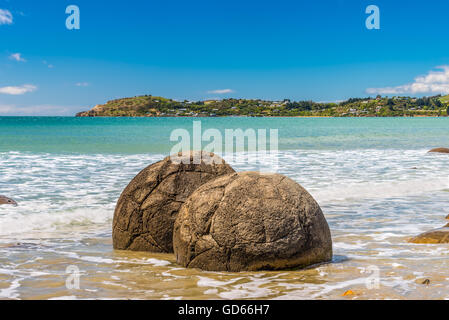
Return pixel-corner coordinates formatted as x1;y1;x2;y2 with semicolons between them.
1;117;449;299
1;117;449;153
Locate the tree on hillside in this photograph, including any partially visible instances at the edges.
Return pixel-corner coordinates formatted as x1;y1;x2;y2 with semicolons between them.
433;99;442;108
387;98;394;106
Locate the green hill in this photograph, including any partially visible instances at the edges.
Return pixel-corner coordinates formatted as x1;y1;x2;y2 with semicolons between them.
76;94;449;117
440;95;449;104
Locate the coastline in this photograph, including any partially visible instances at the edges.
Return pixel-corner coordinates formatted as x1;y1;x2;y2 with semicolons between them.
74;114;449;118
75;95;449;118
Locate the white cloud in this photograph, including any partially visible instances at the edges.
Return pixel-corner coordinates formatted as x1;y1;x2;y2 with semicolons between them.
207;89;234;94
0;9;13;25
75;82;89;87
43;60;54;68
9;53;26;62
367;66;449;95
0;84;37;95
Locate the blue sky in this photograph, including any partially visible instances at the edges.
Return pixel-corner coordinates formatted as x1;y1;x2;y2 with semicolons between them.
1;0;449;115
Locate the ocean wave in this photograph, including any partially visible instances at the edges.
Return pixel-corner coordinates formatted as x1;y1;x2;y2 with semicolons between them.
310;177;449;203
0;149;448;238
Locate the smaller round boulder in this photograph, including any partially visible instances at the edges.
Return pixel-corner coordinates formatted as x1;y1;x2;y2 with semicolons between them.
173;171;333;272
428;148;449;154
113;151;235;253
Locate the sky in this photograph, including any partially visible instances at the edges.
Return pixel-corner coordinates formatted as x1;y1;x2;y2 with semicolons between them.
1;0;449;115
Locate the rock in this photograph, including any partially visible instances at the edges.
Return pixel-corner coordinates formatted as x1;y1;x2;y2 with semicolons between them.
409;226;449;244
0;196;18;206
445;214;449;220
342;290;355;296
428;148;449;154
113;151;235;253
173;171;333;272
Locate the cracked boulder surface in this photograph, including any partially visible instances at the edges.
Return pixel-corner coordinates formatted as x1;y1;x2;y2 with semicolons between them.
113;151;235;253
173;171;333;272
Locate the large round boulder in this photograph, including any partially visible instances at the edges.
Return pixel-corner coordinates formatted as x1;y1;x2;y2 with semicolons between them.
173;172;333;271
113;151;235;253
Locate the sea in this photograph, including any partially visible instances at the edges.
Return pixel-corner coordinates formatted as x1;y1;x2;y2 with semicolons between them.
0;116;449;300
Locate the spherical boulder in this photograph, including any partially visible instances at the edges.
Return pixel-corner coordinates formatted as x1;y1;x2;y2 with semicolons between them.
428;148;449;154
173;171;333;271
113;151;235;253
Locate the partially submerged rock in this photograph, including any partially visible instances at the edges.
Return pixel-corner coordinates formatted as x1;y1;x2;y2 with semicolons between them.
173;171;333;272
428;148;449;154
409;226;449;244
0;196;18;206
113;151;235;253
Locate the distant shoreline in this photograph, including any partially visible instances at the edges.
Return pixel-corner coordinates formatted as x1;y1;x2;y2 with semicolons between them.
76;94;449;118
2;115;449;119
73;115;449;118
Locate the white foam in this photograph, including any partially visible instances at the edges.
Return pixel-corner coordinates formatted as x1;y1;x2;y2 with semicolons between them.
79;256;115;264
0;152;164;239
311;178;448;203
0;207;112;238
48;296;78;300
146;258;171;267
0;278;21;299
197;276;243;287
